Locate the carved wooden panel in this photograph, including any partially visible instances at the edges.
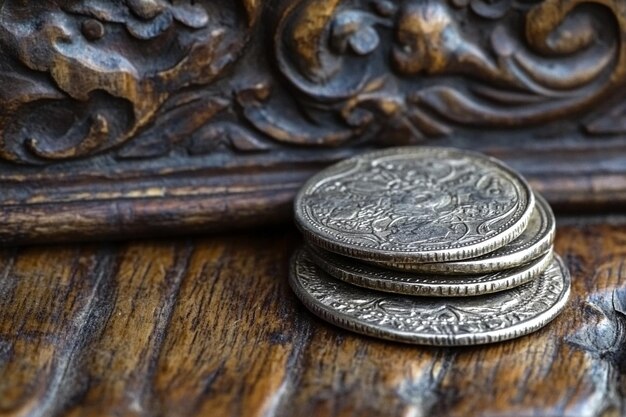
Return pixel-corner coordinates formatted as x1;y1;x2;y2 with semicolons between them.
1;0;626;242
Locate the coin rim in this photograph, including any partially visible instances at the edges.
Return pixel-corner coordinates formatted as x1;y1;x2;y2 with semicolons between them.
307;244;554;297
289;249;571;346
375;193;555;274
295;146;535;263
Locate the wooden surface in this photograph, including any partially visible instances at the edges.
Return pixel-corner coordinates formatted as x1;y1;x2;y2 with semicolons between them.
0;220;624;417
3;1;626;242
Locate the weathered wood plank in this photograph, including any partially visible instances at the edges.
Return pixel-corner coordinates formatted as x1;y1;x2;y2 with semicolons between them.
0;223;624;417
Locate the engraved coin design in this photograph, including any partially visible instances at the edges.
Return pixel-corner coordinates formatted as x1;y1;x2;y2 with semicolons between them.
376;193;555;274
289;249;570;346
295;147;535;263
307;245;554;297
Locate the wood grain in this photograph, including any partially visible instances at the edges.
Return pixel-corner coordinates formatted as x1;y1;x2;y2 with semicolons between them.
0;221;624;417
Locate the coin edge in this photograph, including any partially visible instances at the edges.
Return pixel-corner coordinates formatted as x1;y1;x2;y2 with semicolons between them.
289;249;571;346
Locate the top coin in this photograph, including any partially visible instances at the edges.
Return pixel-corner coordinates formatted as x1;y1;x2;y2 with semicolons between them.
375;192;555;274
295;147;535;263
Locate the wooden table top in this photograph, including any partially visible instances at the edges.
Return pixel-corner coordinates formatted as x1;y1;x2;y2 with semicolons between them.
0;220;624;417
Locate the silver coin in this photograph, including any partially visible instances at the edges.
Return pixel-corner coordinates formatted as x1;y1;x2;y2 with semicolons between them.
307;245;554;297
295;147;535;263
289;249;570;346
375;193;555;274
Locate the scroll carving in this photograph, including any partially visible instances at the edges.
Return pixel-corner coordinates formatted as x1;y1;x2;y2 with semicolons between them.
0;0;257;164
1;0;626;164
248;0;626;146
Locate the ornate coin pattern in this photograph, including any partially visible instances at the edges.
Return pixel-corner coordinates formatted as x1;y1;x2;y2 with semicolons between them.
290;249;571;346
307;245;554;297
295;147;535;263
375;193;555;274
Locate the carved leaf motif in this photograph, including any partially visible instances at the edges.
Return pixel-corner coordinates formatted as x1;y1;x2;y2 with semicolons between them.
0;70;63;106
117;96;229;159
254;0;626;146
0;0;252;164
188;123;272;155
586;101;626;135
67;0;209;39
238;82;358;146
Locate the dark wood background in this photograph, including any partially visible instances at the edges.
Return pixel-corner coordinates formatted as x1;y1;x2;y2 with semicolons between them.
1;0;626;243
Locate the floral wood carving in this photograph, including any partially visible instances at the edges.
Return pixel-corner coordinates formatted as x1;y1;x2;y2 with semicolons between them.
1;0;626;241
251;0;626;146
0;0;625;164
0;0;258;163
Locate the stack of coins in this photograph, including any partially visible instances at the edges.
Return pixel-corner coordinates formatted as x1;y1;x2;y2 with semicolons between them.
290;147;570;346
